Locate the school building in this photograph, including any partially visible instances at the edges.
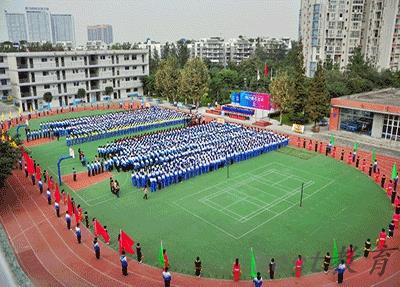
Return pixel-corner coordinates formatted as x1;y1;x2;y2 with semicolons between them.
329;88;400;142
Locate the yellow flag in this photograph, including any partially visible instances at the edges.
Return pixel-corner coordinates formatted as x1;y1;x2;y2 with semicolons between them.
18;106;23;116
1;134;5;142
1;112;4;121
8;111;12;119
29;106;33;113
10;141;17;148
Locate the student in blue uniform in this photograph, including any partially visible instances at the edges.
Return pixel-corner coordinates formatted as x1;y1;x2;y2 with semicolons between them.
93;237;100;259
120;251;128;276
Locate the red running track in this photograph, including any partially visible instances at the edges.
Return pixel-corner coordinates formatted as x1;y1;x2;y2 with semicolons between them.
0;168;400;286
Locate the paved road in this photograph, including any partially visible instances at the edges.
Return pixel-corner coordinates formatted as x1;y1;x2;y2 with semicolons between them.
0;247;17;287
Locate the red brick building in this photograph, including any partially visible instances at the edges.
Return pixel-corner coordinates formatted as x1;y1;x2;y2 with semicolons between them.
329;88;400;141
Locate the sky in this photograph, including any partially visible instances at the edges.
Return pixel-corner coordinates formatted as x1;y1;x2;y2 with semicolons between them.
0;0;300;44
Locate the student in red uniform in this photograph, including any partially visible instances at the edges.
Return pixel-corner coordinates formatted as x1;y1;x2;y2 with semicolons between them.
163;249;169;271
319;142;323;154
347;152;352;165
378;228;386;249
332;147;337;159
361;159;366;172
346;244;354;265
375;169;380;184
387;185;393;198
61;189;67;205
393;212;400;229
294;255;303;278
232;258;241;281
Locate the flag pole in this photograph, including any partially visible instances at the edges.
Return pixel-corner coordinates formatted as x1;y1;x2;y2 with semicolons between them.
299;182;304;207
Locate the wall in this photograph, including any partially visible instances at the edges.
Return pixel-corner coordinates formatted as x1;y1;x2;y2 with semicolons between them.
371;113;384;138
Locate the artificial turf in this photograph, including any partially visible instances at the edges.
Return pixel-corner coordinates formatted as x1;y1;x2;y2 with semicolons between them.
13;111;394;279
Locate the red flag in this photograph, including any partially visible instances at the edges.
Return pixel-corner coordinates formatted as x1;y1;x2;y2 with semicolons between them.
27;157;34;174
48;177;54;190
74;206;81;224
264;63;269;78
94;220;110;243
35;165;41;181
54;183;60;203
119;230;135;254
67;194;72;215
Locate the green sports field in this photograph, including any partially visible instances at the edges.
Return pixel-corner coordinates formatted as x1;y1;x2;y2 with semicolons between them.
14;111;393;279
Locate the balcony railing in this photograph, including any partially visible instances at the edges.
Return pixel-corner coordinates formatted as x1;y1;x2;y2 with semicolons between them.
19;78;30;83
17;64;28;69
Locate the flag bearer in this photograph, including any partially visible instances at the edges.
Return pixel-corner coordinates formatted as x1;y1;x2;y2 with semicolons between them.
93;237;100;259
294;255;303;278
120;250;128;276
232;258;241;281
75;223;81;244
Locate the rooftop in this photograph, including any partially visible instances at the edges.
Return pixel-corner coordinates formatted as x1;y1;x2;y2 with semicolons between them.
337;88;400;107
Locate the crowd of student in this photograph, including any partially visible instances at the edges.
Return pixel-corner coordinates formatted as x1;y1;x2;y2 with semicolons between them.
26;107;190;145
96;122;289;191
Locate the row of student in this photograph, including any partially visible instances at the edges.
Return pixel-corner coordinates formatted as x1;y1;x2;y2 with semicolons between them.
26;107;189;145
95;122;288;190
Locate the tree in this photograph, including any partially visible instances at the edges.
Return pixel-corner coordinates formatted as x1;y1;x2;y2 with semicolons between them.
143;74;156;97
76;88;86;99
105;86;113;97
288;42;308;124
0;140;20;188
209;68;240;104
43;92;53;103
269;71;294;125
149;48;160;75
176;39;190;68
306;62;329;128
178;58;209;107
155;56;180;102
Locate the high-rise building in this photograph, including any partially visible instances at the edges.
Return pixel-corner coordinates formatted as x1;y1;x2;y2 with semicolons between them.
51;14;75;44
87;25;113;44
25;7;52;42
362;0;400;71
300;0;400;77
4;11;28;43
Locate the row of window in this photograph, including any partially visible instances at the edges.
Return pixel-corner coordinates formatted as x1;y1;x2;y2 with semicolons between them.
40;55;143;62
39;68;143;76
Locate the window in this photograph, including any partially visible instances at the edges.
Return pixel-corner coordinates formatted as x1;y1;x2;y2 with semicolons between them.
44;84;50;89
382;114;400;141
131;55;137;60
73;82;79;86
102;80;107;83
124;56;129;60
125;66;129;70
41;58;47;62
103;68;107;71
71;56;77;61
42;71;49;76
0;79;7;85
133;88;138;92
0;57;3;63
133;77;137;80
125;77;130;81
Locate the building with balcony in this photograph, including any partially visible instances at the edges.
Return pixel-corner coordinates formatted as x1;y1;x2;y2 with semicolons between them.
1;49;148;111
51;14;75;44
87;25;113;44
25;7;52;42
0;56;11;101
300;0;400;76
225;37;255;64
4;11;28;43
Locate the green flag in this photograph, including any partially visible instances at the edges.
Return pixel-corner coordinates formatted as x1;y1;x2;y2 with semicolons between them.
353;142;358;152
250;248;257;278
332;239;339;266
158;241;164;267
372;149;376;162
330;135;335;145
392;163;398;180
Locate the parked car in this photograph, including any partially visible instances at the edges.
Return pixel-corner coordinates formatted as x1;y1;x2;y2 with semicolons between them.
319;118;329;126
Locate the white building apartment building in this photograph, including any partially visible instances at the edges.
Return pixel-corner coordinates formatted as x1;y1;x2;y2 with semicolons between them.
300;0;400;77
361;0;400;71
188;37;291;66
0;56;11;100
1;50;148;111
